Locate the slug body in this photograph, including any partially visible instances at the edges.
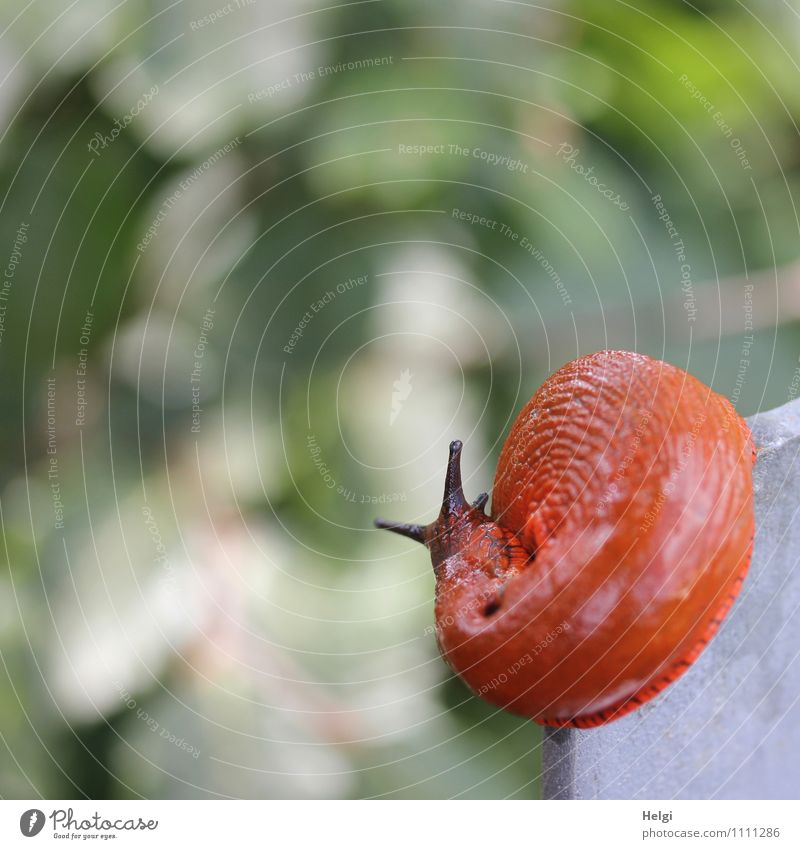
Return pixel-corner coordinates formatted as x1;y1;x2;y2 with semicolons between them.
376;351;755;727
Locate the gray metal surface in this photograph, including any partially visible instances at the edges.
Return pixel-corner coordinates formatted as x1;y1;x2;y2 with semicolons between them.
541;398;800;799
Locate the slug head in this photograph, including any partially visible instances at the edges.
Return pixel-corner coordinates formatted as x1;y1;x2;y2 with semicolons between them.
375;441;531;584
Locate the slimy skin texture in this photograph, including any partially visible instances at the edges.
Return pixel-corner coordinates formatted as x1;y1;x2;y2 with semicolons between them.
376;351;755;727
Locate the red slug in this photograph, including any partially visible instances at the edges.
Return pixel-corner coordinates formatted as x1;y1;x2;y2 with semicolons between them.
376;350;755;727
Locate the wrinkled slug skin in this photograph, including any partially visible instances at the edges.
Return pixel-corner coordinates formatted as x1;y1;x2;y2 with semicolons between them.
435;351;755;724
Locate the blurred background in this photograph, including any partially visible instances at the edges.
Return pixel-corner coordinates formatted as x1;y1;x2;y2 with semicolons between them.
1;0;799;799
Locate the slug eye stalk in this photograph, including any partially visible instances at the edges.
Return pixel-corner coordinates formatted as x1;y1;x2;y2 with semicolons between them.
374;440;471;546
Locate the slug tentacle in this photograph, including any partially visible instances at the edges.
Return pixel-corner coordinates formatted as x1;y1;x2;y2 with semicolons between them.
372;519;427;544
374;439;475;553
441;439;468;516
472;492;490;513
